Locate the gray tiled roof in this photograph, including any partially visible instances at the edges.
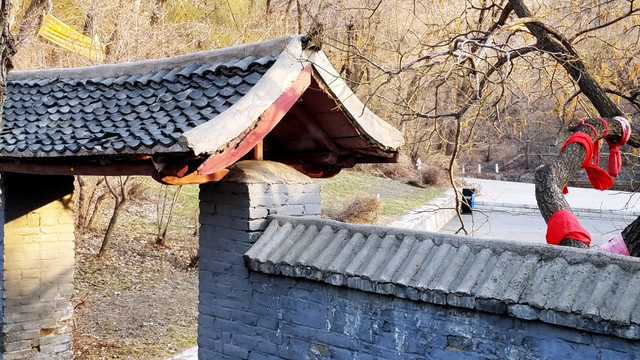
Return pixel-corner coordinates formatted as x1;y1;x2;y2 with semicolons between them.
0;35;404;167
245;215;640;340
2;53;277;158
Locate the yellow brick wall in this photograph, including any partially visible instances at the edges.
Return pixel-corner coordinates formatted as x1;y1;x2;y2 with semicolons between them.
1;173;75;360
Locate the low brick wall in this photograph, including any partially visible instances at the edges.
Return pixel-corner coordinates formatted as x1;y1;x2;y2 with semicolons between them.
391;189;456;232
196;162;640;359
225;272;637;359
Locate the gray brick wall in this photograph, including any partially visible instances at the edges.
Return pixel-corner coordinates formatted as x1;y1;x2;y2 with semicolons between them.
198;161;321;359
197;161;640;359
238;273;640;359
1;173;75;360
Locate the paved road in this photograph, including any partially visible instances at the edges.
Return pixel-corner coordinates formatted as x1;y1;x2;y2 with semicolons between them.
441;178;640;247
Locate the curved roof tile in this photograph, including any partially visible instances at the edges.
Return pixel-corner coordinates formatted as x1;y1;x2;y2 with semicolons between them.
245;215;640;340
1;35;404;165
2;50;279;158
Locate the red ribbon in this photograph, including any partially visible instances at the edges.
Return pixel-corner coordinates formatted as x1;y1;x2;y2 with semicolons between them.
560;120;613;194
546;210;591;246
605;116;631;177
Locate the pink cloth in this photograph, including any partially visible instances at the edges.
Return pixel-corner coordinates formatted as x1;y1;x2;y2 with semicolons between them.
598;233;630;256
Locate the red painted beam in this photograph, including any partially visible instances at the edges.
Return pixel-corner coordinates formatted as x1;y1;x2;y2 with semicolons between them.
197;64;312;175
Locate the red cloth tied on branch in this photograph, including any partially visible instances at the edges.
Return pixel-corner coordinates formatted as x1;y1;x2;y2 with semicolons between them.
605;116;631;177
560;128;613;194
546;210;591;246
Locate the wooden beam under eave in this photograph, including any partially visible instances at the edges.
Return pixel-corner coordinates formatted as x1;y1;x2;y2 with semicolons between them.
152;169;229;185
0;160;156;176
197;64;313;175
268;151;339;165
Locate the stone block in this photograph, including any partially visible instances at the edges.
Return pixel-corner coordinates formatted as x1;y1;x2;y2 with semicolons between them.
231;310;259;326
475;298;507;314
601;347;636;359
41;224;74;235
287;192;321;206
4;309;40;323
39;333;72;347
304;203;322;216
248;351;274;360
26;213;40;228
2;348;38;360
2;330;39;344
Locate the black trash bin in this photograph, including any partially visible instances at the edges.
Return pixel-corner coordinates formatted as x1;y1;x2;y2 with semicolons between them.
461;187;475;214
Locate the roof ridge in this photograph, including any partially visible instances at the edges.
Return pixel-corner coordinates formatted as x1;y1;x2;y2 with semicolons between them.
266;215;640;269
8;35;299;81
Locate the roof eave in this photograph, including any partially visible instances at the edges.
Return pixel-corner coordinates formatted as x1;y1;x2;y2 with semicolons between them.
180;35;404;157
179;36;311;156
306;51;405;152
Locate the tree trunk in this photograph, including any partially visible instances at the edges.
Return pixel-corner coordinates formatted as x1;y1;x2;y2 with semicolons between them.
97;199;126;258
87;192;108;231
0;0;15;92
508;0;640;252
0;0;15;202
97;176;131;258
17;0;52;46
508;0;622;118
296;0;303;34
156;185;182;246
150;0;167;25
76;176;88;229
82;0;97;37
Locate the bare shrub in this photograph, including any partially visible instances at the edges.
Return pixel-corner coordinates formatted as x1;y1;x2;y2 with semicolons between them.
419;166;448;186
335;194;382;224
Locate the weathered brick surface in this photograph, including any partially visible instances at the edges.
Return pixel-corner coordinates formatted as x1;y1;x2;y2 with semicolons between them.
198;162;321;359
197;162;640;359
1;173;75;360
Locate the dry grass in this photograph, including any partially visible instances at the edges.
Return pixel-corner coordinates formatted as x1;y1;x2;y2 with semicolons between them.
73;179;200;360
418;165;449;187
71;171;444;358
335;194;382;223
320;170;445;225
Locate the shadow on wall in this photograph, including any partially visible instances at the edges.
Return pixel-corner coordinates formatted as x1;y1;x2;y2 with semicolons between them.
3;172;74;222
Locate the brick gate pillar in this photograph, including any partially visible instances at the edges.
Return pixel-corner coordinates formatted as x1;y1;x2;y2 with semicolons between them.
197;160;321;359
1;173;75;360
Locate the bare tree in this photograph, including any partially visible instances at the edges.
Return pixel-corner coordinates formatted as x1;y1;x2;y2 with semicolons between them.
0;0;16;122
155;185;182;247
76;176;109;233
296;0;640;241
97;176;133;258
